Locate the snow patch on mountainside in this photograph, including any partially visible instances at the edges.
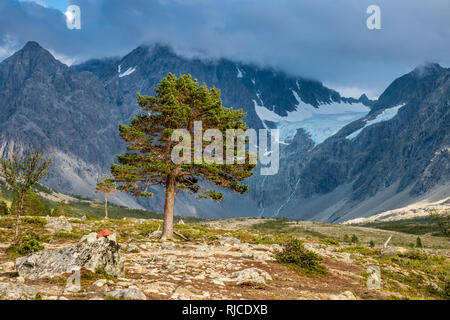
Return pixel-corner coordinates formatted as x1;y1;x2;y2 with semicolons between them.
236;65;243;78
346;104;406;140
119;66;136;77
254;89;370;144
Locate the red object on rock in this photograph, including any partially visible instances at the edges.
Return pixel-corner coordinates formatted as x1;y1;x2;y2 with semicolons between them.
97;229;113;238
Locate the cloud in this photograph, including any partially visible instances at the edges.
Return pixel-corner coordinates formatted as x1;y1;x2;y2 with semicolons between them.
1;0;449;95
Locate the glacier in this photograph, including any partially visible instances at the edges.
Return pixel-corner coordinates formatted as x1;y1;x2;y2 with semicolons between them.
254;89;370;144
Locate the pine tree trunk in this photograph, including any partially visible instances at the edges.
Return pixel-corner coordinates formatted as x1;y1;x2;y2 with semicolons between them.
161;174;176;240
104;193;108;219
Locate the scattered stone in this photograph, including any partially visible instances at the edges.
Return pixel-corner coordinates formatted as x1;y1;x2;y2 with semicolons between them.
144;281;176;295
79;232;97;243
329;291;358;300
45;216;72;233
160;242;176;250
218;237;241;246
93;279;107;287
106;286;146;300
382;247;410;256
148;230;162;239
211;279;225;286
16;276;25;284
16;237;124;279
64;283;81;293
232;268;272;285
269;244;283;253
426;281;442;292
171;286;204;300
0;261;16;273
127;244;139;253
0;282;37;300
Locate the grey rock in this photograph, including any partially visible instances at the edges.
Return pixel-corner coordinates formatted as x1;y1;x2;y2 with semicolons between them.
126;244;139;252
79;232;97;243
45;216;72;233
232;267;272;285
218;237;241;246
329;291;358;300
106;286;146;300
16;237;124;279
0;261;15;272
147;230;162;239
0;282;37;300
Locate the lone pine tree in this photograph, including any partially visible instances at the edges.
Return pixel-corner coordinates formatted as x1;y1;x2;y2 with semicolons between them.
96;177;116;219
111;73;256;239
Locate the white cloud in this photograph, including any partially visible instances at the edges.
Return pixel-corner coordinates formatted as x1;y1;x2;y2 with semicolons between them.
325;84;380;100
0;35;19;62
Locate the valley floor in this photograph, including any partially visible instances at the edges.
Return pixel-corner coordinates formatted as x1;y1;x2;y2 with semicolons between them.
0;216;448;300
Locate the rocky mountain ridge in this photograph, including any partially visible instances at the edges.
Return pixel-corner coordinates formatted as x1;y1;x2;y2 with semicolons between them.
0;41;448;221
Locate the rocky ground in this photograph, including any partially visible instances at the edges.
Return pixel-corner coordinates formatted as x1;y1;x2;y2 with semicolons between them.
0;216;448;300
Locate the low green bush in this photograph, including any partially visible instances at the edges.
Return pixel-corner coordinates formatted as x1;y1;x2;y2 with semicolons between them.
321;238;340;246
276;238;327;276
9;236;44;256
351;234;359;244
22;216;47;226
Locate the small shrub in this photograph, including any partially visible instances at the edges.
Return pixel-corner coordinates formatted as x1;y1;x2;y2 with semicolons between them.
321;238;340;246
351;234;359;244
343;234;350;243
443;280;450;300
22;216;47;226
0;201;9;215
10;236;44;255
0;217;14;228
416;236;423;248
397;249;428;260
369;240;375;248
276;238;327;276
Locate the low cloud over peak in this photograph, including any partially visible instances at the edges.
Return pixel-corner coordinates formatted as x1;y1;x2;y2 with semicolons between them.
1;0;449;97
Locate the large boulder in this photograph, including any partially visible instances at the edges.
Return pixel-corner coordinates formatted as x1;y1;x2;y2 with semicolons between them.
15;236;124;279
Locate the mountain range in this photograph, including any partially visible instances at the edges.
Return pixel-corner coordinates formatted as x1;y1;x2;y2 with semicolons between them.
0;41;448;221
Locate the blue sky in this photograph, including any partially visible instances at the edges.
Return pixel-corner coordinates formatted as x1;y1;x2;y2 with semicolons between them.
20;0;67;11
1;0;449;98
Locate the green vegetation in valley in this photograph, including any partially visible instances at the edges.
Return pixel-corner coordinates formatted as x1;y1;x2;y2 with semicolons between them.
358;214;449;238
